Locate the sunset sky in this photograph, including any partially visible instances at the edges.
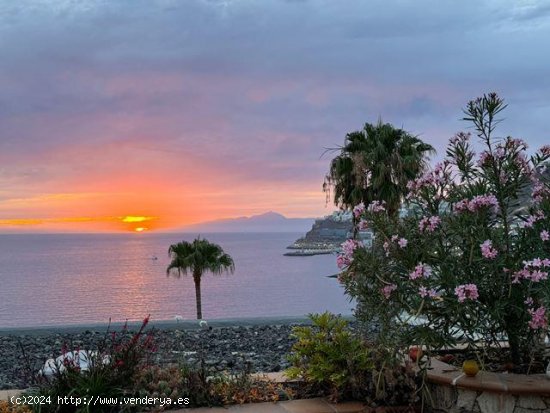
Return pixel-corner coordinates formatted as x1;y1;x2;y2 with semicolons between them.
1;0;550;232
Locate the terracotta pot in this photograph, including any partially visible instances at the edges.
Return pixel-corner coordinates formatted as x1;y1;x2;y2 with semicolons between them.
462;359;480;377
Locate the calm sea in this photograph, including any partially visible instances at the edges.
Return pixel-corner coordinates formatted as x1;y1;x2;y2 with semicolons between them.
0;233;351;328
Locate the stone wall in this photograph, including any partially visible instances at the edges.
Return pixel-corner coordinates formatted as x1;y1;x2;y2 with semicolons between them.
426;359;550;413
428;383;550;413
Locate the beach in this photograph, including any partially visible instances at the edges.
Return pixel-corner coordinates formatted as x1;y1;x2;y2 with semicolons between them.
0;317;319;390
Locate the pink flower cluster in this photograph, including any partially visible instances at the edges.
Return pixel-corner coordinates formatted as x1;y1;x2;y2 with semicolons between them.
449;132;471;145
406;163;448;196
409;263;432;280
512;152;531;172
419;286;438;298
532;181;550;204
454;284;479;303
358;219;369;230
336;239;362;269
480;240;498;259
391;234;408;248
512;258;550;283
541;145;550;157
528;306;548;330
419;216;441;233
368;200;386;213
477;151;492;167
353;202;365;218
508;137;528;150
381;284;397;299
454;194;498;213
541;230;549;241
523;211;545;228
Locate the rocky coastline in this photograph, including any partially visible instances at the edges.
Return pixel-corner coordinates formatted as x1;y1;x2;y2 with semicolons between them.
0;324;301;390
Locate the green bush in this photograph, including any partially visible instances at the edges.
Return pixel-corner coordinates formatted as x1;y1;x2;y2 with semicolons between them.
287;313;380;403
286;313;420;405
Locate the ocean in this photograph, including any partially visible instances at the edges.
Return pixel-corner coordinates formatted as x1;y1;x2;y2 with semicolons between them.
0;233;351;328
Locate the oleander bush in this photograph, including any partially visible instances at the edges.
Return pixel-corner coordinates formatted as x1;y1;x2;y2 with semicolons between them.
338;93;550;369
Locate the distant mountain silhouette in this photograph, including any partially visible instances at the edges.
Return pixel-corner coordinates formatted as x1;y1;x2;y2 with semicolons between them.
176;211;316;233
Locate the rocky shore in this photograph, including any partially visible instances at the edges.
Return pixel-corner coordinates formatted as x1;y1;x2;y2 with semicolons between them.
0;324;301;390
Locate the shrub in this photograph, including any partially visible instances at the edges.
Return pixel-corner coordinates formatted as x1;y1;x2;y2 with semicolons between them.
27;316;156;413
339;93;550;368
286;312;419;405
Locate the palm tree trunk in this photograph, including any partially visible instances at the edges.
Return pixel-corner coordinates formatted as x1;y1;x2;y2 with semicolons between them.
193;271;202;320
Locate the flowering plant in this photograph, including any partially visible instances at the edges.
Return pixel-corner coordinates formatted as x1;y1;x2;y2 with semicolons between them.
338;93;550;366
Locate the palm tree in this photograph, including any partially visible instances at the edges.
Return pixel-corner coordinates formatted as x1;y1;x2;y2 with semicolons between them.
324;120;435;217
167;238;235;320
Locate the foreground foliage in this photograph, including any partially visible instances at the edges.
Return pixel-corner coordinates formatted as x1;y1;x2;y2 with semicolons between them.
286;313;420;406
20;319;295;412
26;317;155;413
338;93;550;368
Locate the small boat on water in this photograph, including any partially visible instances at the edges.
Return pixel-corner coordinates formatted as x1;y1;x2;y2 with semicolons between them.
284;249;335;256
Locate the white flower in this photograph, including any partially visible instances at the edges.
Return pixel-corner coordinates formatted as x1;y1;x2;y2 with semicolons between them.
199;320;208;328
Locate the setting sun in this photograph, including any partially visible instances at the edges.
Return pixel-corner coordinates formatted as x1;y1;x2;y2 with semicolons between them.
122;216;154;223
134;227;147;232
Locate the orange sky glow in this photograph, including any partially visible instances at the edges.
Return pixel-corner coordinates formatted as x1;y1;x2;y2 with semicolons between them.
0;184;333;232
7;2;549;233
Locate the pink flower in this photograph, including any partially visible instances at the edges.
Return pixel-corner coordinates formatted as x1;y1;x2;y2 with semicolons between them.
419;216;441;233
541;230;549;241
477;151;492;167
455;195;498;214
406;165;450;197
523;211;545;228
454;284;479;303
480;240;498;259
532;181;550;204
508;137;528;150
368;200;386;213
358;219;369;230
381;284;397;299
336;255;350;269
529;270;548;282
336;239;363;269
409;263;432;280
419;286;438;298
449;132;471;145
470;195;498;211
398;238;408;248
494;146;506;159
512;259;550;283
342;239;361;255
528;306;547;330
540;145;550;157
353;202;365;218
